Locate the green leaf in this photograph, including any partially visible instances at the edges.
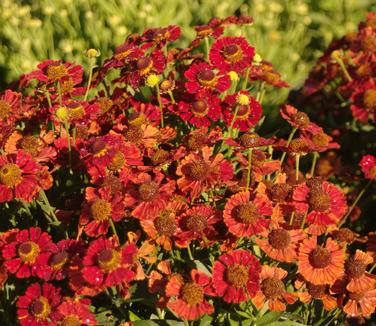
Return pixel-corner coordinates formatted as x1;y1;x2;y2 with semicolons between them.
133;321;159;326
199;314;213;326
256;311;283;326
194;260;211;276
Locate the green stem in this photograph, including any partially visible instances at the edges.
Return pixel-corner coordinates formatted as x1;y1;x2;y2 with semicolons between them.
228;105;240;137
84;60;95;101
334;56;352;82
39;189;60;225
57;82;62;106
187;244;194;260
295;154;300;182
339;179;373;228
204;37;210;61
246;149;253;192
156;83;164;128
156;308;165;320
280;127;297;166
310;152;319;177
109;219;118;238
242;67;250;89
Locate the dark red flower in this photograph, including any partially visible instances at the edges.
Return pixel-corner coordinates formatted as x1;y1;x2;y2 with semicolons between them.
0;89;22;124
359;154;376;180
280;105;321;134
17;283;62;325
212;249;261;303
57;297;97;325
210;37;255;73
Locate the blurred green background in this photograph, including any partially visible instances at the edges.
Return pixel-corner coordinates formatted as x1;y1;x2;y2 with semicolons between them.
0;0;375;104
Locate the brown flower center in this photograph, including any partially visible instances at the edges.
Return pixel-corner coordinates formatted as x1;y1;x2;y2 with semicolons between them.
98;248;121;272
61;316;81;326
307;283;326;299
160;80;174;92
182;160;208;181
235;105;250;120
18;241;40;263
312;133;330;147
363;89;376;110
235;203;260;224
181;282;204;305
92;140;108;157
289;138;307;153
31;296;51;319
137;57;153;75
186;214;207;233
226;264;249;288
98;97;113;114
47;64;68;81
240;133;260;148
67;103;84;120
125;126;144;143
191;100;209;117
309;246;332;268
346;258;367;279
268;229;291;249
108;151;125;171
261;277;284;298
0;100;11;120
151;149;169;165
348;292;365;301
223;44;242;63
198;69;216;87
154;212;177;236
90;199;112;221
102;176;123;193
138;182;158;202
309;189;330;212
187;133;208;151
20;136;40;157
268;183;291;202
292;112;310;128
333;228;355;243
0;163;22;187
361;35;376;53
49;251;68;270
60;78;74;93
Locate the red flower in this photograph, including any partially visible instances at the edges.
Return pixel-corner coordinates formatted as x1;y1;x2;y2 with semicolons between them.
166;269;215;320
293;180;347;234
0;89;22;124
57;297;97;325
177;92;222;127
350;80;376;123
280;105;322;134
2;227;55;279
212;249;261;303
17;283;62;325
176;146;233;199
300;130;339;152
82;237;136;288
223;91;262;131
184;62;231;94
209;37;255;73
223;191;272;237
79;187;125;237
0;151;41;202
359;154;376;180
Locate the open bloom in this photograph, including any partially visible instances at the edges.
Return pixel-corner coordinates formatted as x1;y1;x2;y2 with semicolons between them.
212;249;261;303
342;288;376;318
2;227;55;279
359;154;376;180
252;265;296;311
57;297;97;325
223;191;272;237
17;283;62;325
209;36;255;73
0;151;41;202
298;237;345;285
280;105;321;134
166;269;215;320
82;237;136;288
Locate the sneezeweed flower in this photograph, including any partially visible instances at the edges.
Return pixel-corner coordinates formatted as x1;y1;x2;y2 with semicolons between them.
298;236;345;285
123;124;160;148
223;191;272;237
184;62;231;94
280;105;322;134
300;130;339;152
359;154;376;180
176;146;233;199
293;179;347;234
223;91;262;132
252;265;296;311
0;151;41;202
177;92;222;127
350;81;376;123
295;277;337;311
2;227;55;279
0;89;22;124
212;249;261;303
256;227;305;263
57;297;97;325
166;270;215;320
345;250;376;292
17;283;62;325
342;288;376;318
210;36;255;73
79;187;125;237
82;237;136;288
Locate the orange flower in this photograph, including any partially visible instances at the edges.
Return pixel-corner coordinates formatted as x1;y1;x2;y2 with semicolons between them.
252;265;296;311
345;250;376;292
256;227;305;263
298;237;345;285
343;288;376;318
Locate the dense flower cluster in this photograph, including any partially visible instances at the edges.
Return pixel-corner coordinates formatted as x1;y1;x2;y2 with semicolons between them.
0;14;375;325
